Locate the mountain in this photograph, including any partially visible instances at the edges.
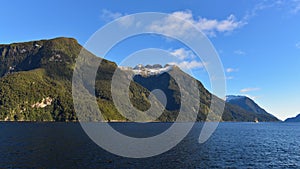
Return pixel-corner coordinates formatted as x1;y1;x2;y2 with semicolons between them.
226;95;269;115
285;114;300;122
0;37;154;121
119;64;174;76
0;37;279;122
119;64;278;122
226;95;279;122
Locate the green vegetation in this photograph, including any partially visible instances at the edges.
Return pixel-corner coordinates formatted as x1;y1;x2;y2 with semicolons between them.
0;37;279;122
0;69;75;121
0;37;157;121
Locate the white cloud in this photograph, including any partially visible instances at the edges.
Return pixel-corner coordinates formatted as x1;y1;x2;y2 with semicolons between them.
100;9;122;22
243;2;275;21
226;76;234;80
291;0;300;14
296;42;300;49
197;14;245;36
168;61;206;70
149;11;245;37
234;50;246;55
244;94;262;100
248;0;300;15
225;68;238;80
118;15;136;28
168;48;206;70
226;68;239;73
169;48;196;60
100;10;135;28
240;87;260;93
293;5;300;13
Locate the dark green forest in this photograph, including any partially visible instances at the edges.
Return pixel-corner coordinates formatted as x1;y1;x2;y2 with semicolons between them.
0;37;279;122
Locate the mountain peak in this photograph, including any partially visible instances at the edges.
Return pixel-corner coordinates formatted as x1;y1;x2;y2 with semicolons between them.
0;37;82;78
119;64;175;76
2;37;78;46
226;95;278;121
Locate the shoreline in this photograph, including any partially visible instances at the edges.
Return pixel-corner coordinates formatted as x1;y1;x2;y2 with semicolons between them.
0;120;282;123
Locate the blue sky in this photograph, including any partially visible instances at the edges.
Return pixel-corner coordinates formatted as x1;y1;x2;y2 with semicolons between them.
1;0;300;120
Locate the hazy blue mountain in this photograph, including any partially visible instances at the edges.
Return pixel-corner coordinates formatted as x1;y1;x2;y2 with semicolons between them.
285;114;300;122
226;95;279;121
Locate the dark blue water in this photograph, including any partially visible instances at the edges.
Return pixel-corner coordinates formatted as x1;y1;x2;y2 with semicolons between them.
0;122;300;168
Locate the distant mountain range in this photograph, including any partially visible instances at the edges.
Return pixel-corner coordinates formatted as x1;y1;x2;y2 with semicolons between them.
0;37;279;122
285;114;300;122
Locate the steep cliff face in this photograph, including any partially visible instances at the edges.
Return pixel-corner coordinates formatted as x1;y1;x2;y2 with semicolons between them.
0;37;279;122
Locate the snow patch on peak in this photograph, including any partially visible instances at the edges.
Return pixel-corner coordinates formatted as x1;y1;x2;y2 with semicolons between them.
119;64;174;76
